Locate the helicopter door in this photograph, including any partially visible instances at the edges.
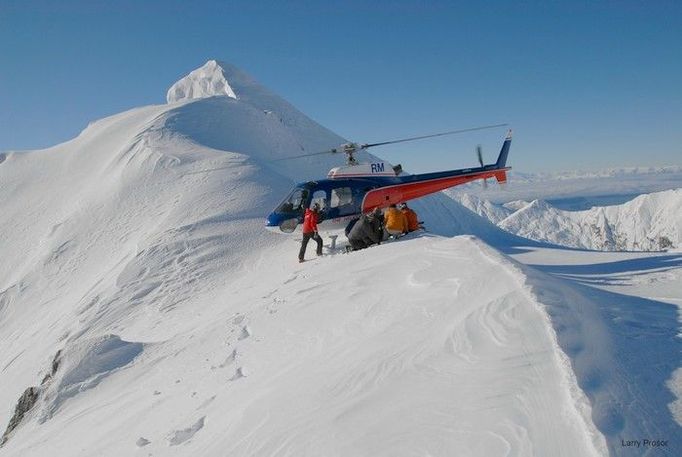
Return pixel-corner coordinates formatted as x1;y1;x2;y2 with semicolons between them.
330;186;357;216
310;190;327;210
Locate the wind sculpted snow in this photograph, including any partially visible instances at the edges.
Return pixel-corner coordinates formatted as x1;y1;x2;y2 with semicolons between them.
511;247;682;456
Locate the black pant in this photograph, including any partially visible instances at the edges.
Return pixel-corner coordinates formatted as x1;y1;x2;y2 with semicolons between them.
299;232;323;260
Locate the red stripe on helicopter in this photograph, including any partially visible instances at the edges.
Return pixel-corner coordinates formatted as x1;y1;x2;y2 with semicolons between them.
328;172;396;178
361;169;508;212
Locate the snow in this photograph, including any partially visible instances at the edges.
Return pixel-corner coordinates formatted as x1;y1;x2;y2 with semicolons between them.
40;335;144;421
168;416;205;446
510;246;682;455
447;167;682;209
1;59;681;456
167;60;238;102
452;193;514;224
457;189;682;251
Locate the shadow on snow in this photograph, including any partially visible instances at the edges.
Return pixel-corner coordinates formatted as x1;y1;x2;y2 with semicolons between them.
527;253;681;456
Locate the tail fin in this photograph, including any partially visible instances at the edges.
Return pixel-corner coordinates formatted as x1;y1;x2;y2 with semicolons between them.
495;130;512;168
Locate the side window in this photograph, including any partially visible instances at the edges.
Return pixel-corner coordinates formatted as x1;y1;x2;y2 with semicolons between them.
331;187;358;216
330;187;353;208
311;190;327;210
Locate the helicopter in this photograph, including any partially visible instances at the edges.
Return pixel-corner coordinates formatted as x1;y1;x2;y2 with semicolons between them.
265;124;512;234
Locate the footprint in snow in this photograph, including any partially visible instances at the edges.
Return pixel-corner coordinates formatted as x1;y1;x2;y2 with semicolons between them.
238;326;251;340
167;416;205;446
230;366;249;381
261;289;278;298
219;349;238;368
196;395;216;410
283;275;298;285
136;437;151;447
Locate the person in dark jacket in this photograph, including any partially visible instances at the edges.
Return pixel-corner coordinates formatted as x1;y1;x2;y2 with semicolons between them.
345;218;359;237
299;203;323;262
347;208;383;251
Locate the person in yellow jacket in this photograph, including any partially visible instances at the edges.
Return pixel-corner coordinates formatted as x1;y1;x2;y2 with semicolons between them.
400;202;420;232
384;204;408;238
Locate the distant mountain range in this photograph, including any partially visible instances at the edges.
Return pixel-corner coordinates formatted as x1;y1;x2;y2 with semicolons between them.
446;166;682;208
452;189;682;251
511;166;682;183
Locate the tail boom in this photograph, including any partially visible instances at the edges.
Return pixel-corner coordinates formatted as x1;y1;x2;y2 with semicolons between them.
361;129;512;212
361;170;499;212
494;169;509;183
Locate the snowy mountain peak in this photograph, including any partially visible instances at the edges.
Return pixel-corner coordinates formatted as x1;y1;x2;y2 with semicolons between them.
496;189;682;251
167;60;253;103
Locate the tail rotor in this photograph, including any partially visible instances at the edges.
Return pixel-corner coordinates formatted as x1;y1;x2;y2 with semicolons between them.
476;145;488;189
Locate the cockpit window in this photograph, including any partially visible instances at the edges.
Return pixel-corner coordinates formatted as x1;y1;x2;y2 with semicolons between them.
277;188;308;213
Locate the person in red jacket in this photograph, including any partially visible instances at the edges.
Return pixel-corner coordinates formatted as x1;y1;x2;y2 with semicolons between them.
299;203;323;262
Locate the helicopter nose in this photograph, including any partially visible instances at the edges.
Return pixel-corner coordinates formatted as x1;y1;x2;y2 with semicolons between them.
265;213;280;232
265;213;298;233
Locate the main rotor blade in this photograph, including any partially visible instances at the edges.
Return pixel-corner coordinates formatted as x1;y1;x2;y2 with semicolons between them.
273;148;342;161
361;123;508;149
273;122;508;162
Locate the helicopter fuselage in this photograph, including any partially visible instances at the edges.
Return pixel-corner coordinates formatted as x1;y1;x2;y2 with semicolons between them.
265;131;512;234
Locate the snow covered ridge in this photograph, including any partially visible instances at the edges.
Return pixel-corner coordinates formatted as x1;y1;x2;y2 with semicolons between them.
455;189;682;251
0;59;523;455
2;59;680;455
454;193;515;224
500;189;682;251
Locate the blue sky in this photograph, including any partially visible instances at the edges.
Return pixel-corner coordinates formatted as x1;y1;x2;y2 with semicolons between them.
1;0;680;172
